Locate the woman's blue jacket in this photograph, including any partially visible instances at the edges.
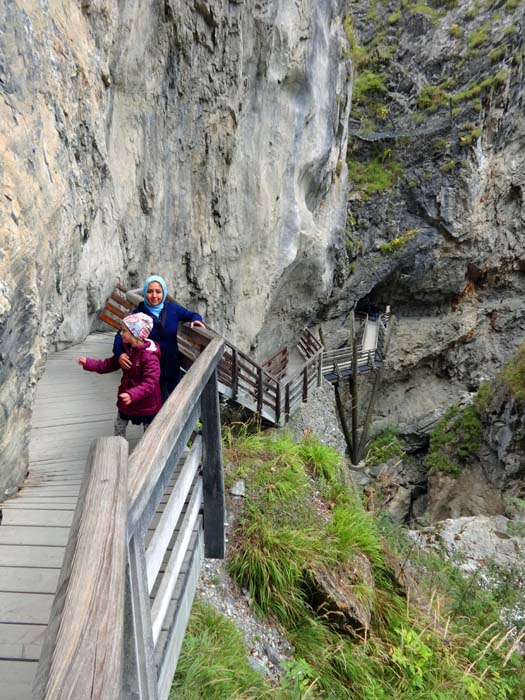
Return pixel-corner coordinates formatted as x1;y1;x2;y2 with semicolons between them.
113;300;202;386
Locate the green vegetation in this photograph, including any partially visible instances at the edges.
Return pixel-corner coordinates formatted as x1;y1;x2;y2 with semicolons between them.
459;126;482;146
417;84;448;111
499;344;525;401
426;403;482;475
449;23;463;37
503;0;521;11
365;428;405;466
388;9;402;24
380;228;419;254
451;70;509;104
441;160;456;173
468;23;490;50
173;429;525;700
170;601;271;699
489;46;506;63
348;157;403;198
411;3;441;19
353;69;387;105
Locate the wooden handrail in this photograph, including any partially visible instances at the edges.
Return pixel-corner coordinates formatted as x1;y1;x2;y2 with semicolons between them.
34;438;129;700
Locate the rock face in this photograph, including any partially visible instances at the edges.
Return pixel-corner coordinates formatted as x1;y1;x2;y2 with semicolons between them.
323;0;525;431
0;0;351;496
412;515;525;573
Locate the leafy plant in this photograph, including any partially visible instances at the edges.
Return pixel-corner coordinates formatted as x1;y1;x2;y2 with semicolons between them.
365;428;405;466
380;229;419;254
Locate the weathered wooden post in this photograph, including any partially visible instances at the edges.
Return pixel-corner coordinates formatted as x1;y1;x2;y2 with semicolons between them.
356;314;396;462
256;367;264;415
350;312;359;465
302;366;308;402
275;381;281;425
201;368;225;558
231;348;239;401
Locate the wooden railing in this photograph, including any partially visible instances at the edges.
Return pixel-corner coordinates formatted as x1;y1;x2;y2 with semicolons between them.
33;335;226;700
322;312;392;380
178;325;323;426
103;285;323;426
262;346;288;382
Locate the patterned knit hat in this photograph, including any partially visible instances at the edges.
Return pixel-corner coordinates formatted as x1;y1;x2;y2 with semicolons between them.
123;312;153;340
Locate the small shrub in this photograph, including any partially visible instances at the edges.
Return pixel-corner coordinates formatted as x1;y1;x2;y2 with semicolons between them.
348;158;403;198
441;160;456;173
365;428;405;466
425;404;482;475
468;23;490;50
449;23;463;37
489;46;506;62
380;229;419;254
388;9;402;24
411;3;441;19
417;84;448;110
499;344;525;401
353;69;387;104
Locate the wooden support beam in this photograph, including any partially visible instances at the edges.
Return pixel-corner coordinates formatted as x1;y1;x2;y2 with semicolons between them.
350;314;359;465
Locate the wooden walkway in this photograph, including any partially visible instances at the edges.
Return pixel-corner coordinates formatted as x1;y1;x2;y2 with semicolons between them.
0;333;142;700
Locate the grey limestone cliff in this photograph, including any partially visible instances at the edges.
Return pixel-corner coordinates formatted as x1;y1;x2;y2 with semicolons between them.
0;0;351;496
325;0;525;431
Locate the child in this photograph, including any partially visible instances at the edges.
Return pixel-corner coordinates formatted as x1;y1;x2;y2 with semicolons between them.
79;312;162;437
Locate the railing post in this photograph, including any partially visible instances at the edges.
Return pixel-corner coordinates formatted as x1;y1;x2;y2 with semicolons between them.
285;383;290;423
231;348;238;401
275;381;281;425
125;535;159;700
317;354;322;387
302;366;308;402
257;367;263;415
201;369;225;558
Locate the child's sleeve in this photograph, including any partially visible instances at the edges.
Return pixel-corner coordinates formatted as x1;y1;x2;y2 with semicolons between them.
83;355;120;374
126;355;161;403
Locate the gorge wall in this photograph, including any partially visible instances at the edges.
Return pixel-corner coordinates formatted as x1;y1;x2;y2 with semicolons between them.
0;0;351;496
324;0;525;435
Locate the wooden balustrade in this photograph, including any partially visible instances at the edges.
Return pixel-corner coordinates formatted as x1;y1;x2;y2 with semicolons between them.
34;336;226;700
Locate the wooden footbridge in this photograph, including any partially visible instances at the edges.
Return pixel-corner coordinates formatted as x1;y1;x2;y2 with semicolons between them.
0;285;393;699
322;311;392;382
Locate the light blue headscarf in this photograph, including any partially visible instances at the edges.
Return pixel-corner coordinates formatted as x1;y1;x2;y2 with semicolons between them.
143;275;168;318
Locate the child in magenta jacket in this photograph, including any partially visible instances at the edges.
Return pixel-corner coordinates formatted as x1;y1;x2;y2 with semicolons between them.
79;312;162;438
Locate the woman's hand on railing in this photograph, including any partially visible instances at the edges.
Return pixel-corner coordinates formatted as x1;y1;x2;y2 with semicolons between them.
190;320;205;329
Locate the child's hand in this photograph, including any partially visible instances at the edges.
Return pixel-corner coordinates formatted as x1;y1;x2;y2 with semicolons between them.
119;392;132;405
190;320;205;329
78;357;87;367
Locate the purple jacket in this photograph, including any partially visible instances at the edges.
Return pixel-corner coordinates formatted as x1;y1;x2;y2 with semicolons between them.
83;339;162;417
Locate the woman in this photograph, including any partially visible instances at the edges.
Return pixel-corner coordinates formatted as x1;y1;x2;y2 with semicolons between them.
113;275;205;401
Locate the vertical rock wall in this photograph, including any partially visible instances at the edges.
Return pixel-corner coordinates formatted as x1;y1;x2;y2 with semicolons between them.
0;0;351;496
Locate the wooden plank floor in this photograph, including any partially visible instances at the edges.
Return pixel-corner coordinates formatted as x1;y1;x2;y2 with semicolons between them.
0;333;143;700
